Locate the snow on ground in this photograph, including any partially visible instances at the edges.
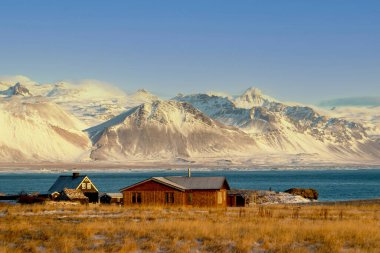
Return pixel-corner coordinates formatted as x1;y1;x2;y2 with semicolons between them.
254;190;311;205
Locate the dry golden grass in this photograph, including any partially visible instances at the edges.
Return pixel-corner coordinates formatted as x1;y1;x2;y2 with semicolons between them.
0;202;379;253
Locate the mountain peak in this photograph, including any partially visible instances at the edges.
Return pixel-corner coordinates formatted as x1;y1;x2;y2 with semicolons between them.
136;88;149;93
130;89;159;103
234;87;275;109
0;82;32;97
243;87;263;97
13;83;32;96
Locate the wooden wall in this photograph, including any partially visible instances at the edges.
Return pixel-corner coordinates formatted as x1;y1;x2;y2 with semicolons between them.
122;180;185;206
190;189;227;208
122;180;228;208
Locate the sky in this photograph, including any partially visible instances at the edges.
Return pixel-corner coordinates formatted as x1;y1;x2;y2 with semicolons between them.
0;0;379;104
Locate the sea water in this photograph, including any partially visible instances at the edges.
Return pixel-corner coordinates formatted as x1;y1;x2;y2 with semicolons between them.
0;169;380;201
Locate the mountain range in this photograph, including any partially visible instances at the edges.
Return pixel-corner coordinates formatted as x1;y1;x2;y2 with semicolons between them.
0;76;379;166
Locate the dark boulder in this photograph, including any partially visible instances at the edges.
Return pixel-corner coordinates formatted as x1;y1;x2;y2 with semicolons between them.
284;188;318;200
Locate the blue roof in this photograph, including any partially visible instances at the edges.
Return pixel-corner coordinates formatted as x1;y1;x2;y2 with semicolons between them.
48;175;86;193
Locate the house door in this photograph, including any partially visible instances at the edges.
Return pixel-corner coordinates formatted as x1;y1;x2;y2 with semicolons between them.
84;192;99;203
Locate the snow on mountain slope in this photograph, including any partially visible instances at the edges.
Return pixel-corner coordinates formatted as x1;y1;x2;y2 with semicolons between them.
174;89;380;160
46;84;160;126
319;96;380;139
43;80;130;126
85;100;258;160
0;96;91;161
323;106;380;139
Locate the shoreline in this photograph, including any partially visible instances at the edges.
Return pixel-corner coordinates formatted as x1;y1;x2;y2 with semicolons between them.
0;161;380;173
301;198;380;206
1;197;380;206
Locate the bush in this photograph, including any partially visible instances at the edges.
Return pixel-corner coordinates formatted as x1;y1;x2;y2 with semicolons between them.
18;192;46;204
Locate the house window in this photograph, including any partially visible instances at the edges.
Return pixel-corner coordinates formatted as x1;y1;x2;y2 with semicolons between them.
87;183;91;189
132;192;142;204
217;192;222;204
188;193;193;204
165;192;174;204
81;183;86;189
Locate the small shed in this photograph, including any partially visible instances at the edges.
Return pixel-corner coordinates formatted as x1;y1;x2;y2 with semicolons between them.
49;172;99;203
60;188;89;204
120;176;230;208
100;193;123;204
227;189;252;207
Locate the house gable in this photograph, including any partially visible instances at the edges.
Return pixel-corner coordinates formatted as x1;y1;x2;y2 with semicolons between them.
76;176;99;192
48;174;99;193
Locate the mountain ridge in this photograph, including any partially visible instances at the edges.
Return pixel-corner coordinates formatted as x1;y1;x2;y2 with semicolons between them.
0;76;379;165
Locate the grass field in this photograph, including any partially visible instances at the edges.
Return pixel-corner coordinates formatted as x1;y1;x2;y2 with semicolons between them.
0;202;379;253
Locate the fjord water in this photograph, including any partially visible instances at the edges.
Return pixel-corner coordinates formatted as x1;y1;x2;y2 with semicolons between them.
1;169;380;201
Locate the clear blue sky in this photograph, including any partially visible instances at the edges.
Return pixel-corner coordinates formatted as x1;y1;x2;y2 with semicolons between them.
1;0;379;103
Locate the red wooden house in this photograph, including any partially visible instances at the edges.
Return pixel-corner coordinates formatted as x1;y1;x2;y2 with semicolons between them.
120;176;230;208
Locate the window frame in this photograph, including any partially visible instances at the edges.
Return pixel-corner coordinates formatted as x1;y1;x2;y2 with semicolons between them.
165;192;174;204
132;192;142;204
188;193;193;205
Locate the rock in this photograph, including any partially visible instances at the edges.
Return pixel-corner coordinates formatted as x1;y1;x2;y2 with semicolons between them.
284;188;318;200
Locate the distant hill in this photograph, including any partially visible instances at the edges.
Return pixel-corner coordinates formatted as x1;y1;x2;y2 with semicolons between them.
319;97;380;107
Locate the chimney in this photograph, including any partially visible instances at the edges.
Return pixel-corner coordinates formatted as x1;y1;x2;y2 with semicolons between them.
187;168;191;177
72;172;80;178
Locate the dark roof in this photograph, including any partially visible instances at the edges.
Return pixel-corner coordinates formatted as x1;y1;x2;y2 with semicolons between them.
120;176;230;192
62;188;88;200
48;175;86;193
101;193;123;198
165;176;230;190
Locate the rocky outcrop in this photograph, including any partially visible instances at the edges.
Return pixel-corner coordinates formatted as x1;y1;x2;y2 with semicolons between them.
228;189;311;206
284;188;319;200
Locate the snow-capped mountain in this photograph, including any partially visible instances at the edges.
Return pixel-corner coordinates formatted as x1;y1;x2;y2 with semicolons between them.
0;75;379;165
85;100;258;160
0;96;91;161
174;89;380;160
0;77;159;127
